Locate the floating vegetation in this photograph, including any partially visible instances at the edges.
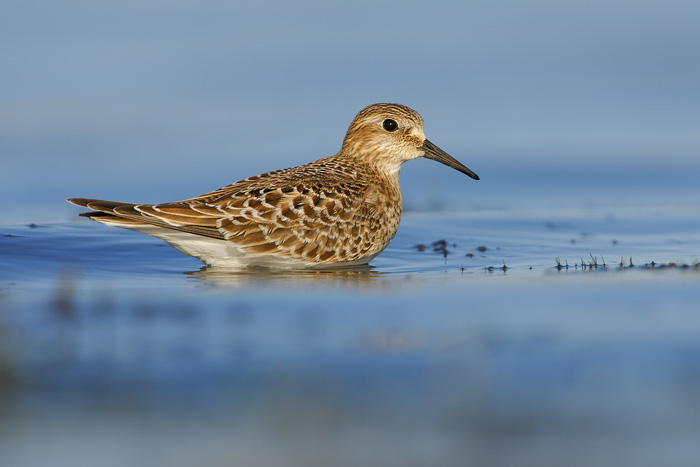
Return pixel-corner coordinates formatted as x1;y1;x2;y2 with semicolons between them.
432;239;449;258
416;241;495;260
648;261;700;270
485;260;509;272
555;257;569;270
584;254;605;269
415;239;455;258
555;255;700;271
555;255;606;270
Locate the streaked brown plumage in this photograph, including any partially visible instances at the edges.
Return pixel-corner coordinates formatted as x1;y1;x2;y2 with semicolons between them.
68;103;479;268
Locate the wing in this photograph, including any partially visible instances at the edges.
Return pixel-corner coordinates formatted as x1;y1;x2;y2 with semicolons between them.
67;198;226;239
68;159;397;264
211;181;378;262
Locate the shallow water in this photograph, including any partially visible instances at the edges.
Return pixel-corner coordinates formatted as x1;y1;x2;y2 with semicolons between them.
2;207;700;466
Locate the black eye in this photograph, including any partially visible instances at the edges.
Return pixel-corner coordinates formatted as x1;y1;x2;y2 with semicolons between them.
382;119;398;132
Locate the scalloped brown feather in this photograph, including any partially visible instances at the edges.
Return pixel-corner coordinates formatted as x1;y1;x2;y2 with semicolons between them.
67;103;478;268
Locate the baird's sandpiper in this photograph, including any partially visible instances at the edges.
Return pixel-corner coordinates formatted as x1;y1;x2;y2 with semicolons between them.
68;103;479;268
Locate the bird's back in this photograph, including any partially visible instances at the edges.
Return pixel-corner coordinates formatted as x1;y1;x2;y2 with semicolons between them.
69;155;403;268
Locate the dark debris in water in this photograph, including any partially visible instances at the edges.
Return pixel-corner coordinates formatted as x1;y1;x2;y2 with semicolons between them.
415;239;457;258
485;261;509;272
415;239;514;271
555;255;700;271
416;235;698;275
555;254;607;271
432;239;450;258
647;261;700;270
415;240;494;261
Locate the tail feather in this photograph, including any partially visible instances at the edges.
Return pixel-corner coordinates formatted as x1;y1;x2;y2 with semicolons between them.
67;197;225;240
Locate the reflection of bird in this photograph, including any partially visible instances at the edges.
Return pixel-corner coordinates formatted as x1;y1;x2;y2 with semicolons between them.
68;103;479;268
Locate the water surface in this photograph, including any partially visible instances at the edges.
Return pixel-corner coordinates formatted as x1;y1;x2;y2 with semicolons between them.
2;207;699;466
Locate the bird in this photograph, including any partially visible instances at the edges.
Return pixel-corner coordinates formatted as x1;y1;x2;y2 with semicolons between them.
68;103;479;269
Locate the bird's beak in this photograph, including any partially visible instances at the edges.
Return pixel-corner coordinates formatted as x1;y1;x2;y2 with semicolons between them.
421;139;479;180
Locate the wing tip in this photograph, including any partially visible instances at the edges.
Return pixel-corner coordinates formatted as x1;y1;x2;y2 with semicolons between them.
67;197;92;207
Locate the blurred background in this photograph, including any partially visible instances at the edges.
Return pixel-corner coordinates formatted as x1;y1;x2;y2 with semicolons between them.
2;0;699;221
2;2;700;466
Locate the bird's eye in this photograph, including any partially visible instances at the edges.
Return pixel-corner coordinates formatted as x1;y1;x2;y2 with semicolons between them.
382;119;398;132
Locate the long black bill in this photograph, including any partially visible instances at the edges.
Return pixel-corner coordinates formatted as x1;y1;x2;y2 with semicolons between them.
421;139;479;180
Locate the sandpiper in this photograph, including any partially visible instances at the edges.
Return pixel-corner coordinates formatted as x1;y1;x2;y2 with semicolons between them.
68;103;479;268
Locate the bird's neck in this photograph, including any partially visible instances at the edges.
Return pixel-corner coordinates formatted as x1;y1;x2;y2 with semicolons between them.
336;150;404;186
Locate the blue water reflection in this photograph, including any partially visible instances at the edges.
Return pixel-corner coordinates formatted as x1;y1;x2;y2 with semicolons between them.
2;1;700;222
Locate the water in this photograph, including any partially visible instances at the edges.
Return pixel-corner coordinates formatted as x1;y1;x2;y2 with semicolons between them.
3;0;700;224
2;207;700;466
